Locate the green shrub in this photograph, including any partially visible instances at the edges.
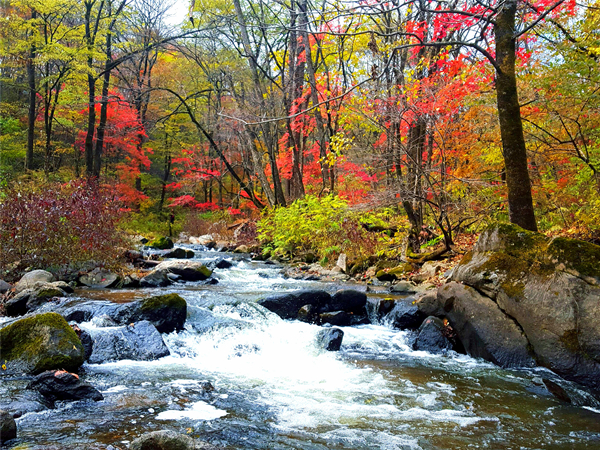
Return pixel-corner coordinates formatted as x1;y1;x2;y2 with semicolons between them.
258;195;389;262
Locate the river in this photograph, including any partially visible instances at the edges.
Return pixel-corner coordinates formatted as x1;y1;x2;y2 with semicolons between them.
2;247;600;449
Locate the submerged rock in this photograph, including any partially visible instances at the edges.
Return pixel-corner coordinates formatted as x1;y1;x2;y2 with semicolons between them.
86;321;170;364
27;370;103;404
131;430;221;450
0;409;17;444
317;328;344;351
0;312;84;374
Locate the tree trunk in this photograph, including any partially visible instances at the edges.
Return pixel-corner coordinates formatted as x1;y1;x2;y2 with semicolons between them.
494;0;538;231
94;29;113;177
25;9;37;171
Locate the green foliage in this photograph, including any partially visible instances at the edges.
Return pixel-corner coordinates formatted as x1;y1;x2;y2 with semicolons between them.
258;195;398;262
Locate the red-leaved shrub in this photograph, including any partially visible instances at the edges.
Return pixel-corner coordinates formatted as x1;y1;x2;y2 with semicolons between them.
0;179;127;280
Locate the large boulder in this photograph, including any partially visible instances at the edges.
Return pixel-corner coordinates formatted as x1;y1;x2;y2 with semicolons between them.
429;282;535;368
0;410;17;444
446;223;600;391
85;321;170;364
258;289;331;320
329;289;367;314
14;270;54;293
140;270;171;287
0;313;84;374
163;247;194;259
60;294;187;334
27;370;103;404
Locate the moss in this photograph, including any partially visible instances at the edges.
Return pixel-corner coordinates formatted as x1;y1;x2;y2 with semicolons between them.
547;237;600;279
149;236;174;250
35;287;63;299
0;312;84;373
196;265;212;279
140;293;186;313
559;329;587;357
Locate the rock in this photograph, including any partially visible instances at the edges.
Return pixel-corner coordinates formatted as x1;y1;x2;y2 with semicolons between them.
190;234;215;247
136;293;187;333
385;302;426;330
130;430;195;450
317;328;344;351
86;321;170;364
258;290;331;320
420;261;442;278
336;253;348;273
148;236;174;250
0;312;84;374
297;304;319;324
62;294;187;334
434;282;535;368
543;378;572;403
390;281;417;294
376;263;414;281
140;270;172;288
450;223;600;390
14;270;54;293
0;392;49;418
146;260;213;283
233;245;249;253
257;293;303;320
209;258;234;269
163;247;194;259
295;289;331;309
0;409;17;443
328;289;367;314
5;284;66;317
27;370;103;404
0;279;12;294
413;292;439;316
413;316;453;354
79;269;120;288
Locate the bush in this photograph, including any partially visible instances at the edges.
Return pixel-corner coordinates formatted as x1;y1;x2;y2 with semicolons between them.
0;179;127;280
258;195;384;263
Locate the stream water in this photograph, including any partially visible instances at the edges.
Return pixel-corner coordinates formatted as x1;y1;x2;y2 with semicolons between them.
2;248;600;449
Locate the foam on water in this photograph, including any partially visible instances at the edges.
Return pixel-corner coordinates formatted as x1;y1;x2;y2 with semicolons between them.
156;401;228;421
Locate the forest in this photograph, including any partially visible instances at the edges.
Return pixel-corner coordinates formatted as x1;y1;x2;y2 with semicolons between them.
1;0;599;276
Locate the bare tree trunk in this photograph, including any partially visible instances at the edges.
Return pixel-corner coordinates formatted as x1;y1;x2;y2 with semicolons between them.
25;9;37;171
494;0;538;231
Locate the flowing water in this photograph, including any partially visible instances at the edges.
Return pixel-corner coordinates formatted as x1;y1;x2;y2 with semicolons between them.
3;248;600;449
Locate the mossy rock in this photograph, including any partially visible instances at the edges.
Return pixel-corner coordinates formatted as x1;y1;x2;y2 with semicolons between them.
451;222;600;392
139;293;187;333
376;263;415;281
149;237;174;250
0;312;84;374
